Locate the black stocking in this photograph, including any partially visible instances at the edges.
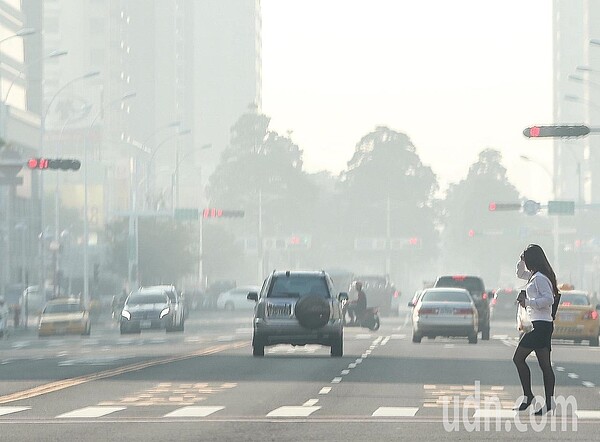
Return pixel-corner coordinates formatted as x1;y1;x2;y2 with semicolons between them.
513;346;534;408
534;347;555;410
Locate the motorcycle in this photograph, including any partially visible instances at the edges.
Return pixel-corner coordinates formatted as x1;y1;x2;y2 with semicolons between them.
342;302;380;331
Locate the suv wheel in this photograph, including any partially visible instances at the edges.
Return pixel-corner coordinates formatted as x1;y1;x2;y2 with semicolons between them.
412;333;422;343
468;332;478;344
253;338;265;357
330;333;343;357
481;323;490;340
294;295;331;329
590;335;599;347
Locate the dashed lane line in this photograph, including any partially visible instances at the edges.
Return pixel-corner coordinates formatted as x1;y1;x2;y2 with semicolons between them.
163;406;224;418
56;406;126;419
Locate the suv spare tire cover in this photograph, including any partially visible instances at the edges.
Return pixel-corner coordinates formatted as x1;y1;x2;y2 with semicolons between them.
294;295;331;329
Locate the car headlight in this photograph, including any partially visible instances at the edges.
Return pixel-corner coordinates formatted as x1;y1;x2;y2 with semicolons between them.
160;307;170;319
121;310;131;320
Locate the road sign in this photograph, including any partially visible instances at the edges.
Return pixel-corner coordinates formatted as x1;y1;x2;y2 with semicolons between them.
548;200;575;215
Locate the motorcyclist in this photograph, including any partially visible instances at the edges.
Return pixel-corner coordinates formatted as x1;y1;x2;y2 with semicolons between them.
347;281;367;324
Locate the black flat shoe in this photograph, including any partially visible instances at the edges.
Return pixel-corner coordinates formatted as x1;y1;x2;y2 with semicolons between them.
514;396;534;411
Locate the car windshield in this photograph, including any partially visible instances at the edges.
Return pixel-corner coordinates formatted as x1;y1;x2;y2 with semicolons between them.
435;277;485;298
43;303;84;314
127;294;168;305
268;275;329;298
421;291;472;303
560;294;589;306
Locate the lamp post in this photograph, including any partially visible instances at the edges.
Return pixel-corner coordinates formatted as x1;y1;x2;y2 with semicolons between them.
39;70;100;302
519;155;560;275
0;27;36;100
146;129;191;210
83;91;136;307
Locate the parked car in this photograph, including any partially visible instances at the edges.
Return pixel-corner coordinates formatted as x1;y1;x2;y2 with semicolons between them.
433;275;490;340
217;286;261;311
248;270;347;357
411;288;479;344
553;290;600;346
38;298;91;337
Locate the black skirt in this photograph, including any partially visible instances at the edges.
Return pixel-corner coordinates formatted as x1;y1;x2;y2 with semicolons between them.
519;320;553;351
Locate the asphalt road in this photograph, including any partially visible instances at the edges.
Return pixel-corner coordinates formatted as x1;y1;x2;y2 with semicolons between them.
0;306;598;441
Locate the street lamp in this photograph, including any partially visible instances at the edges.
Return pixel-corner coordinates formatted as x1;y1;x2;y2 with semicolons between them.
39;70;100;301
83;91;136;306
146;129;191;210
0;27;36;98
591;39;600;47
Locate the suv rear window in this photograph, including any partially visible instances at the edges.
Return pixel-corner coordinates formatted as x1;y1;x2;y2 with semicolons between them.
435;276;485;299
268;275;330;299
421;290;471;303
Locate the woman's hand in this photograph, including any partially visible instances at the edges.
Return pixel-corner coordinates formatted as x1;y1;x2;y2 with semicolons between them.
517;291;526;308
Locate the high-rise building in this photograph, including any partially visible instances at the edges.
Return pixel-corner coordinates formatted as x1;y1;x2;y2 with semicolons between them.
43;0;262;220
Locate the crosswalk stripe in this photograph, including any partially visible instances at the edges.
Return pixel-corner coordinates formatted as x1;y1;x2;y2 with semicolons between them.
372;407;418;417
163;406;224;418
267;406;321;417
576;410;600;419
56;406;126;418
0;406;30;416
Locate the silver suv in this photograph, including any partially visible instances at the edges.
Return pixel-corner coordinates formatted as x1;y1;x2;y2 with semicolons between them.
247;270;348;357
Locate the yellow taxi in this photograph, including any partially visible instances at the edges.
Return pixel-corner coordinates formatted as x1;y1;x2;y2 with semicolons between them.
553;290;600;347
38;298;91;337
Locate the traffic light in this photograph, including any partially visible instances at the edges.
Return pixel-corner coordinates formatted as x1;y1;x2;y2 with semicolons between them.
468;229;475;238
202;208;245;218
287;235;311;249
523;125;590;138
27;158;81;171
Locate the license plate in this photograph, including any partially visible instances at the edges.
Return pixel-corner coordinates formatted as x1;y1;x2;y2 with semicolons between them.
140;320;152;328
558;314;576;322
440;307;453;315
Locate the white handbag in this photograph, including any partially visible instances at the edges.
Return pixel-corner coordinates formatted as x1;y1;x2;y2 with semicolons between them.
517;305;533;333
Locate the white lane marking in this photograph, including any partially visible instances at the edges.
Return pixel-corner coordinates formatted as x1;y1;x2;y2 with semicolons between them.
390;334;406;339
576;410;600;419
568;373;579;379
423;385;437;390
582;381;595;388
318;387;332;395
331;377;342;384
303;399;319;407
372;407;419;417
443;344;455;349
163;406;224;418
492;334;509;340
56;407;126;418
355;334;372;340
348;363;356;369
372;336;383;345
501;340;518;348
381;336;391;346
11;341;31;349
355;358;363;364
0;407;30;416
473;409;516;419
556;367;565;372
267;406;320;417
361;353;368;358
365;350;372;355
491;386;504;391
216;336;233;342
341;370;350;375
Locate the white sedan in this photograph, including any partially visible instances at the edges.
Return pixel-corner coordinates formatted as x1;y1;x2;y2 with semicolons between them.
216;286;261;311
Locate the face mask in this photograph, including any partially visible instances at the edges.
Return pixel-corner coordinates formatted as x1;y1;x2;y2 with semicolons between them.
516;259;529;279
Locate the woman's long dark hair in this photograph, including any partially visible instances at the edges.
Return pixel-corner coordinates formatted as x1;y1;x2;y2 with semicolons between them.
523;244;559;296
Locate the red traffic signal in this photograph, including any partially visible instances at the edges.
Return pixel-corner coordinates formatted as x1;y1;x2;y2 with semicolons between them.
523;125;590;138
488;202;521;212
202;208;245;218
27;158;80;171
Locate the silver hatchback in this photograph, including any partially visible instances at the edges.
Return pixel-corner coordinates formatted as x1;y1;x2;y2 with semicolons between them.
248;270;347;357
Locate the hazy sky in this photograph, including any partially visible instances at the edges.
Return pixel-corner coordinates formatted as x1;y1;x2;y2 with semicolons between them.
261;0;555;201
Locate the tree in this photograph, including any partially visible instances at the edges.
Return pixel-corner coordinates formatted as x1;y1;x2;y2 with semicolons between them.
335;126;440;289
441;149;530;285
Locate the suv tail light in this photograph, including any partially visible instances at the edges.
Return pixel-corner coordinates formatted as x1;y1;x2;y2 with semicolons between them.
453;308;473;315
418;307;439;315
393;290;399;298
583;310;599;320
482;292;488;300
